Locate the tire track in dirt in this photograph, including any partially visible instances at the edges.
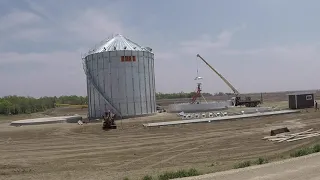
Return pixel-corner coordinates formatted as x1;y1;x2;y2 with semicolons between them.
113;140;196;169
112;127;252;170
143;142;208;169
140;130;256;169
138;123;310;169
1;123;264;164
2;112;320;180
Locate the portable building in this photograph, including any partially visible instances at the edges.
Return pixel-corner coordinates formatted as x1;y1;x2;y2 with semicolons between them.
288;92;314;109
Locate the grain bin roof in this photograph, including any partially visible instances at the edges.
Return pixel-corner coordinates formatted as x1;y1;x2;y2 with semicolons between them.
87;34;152;55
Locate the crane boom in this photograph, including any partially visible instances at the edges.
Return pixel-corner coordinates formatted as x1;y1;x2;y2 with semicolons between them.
196;54;240;95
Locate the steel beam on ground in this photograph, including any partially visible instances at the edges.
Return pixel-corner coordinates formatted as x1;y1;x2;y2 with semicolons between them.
143;110;300;127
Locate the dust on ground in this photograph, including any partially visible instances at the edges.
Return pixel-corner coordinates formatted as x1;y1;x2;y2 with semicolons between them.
1;106;320;180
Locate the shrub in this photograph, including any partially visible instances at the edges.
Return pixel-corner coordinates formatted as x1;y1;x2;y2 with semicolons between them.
142;175;153;180
158;168;200;180
290;147;312;157
312;144;320;153
234;160;251;169
255;157;268;165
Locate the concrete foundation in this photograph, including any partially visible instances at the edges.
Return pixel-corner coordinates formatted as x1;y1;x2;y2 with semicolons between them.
238;107;275;114
143;110;300;127
167;101;232;113
10;115;83;126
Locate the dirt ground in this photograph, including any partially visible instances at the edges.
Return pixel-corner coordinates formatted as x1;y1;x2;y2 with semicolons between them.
1;105;320;180
177;152;320;180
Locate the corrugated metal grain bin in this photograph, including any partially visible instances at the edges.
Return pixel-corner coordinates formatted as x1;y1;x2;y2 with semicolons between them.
288;92;314;109
82;34;156;119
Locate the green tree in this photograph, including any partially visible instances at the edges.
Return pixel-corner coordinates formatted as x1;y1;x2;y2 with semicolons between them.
155;92;213;100
0;95;88;115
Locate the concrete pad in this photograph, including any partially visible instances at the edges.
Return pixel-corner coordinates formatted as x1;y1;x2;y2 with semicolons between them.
10;116;83;126
143;110;300;127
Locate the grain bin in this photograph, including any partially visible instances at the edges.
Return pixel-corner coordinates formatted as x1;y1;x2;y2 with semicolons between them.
82;34;156;119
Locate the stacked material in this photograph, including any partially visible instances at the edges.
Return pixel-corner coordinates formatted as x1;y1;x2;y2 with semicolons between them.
143;110;300;127
263;129;320;142
178;111;229;119
10;115;83;126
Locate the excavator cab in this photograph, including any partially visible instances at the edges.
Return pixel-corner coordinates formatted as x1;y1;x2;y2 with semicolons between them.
102;110;117;130
231;96;241;106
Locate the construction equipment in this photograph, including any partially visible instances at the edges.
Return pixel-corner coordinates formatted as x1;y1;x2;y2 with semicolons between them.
190;76;208;104
196;54;261;107
190;83;202;104
270;127;290;136
158;105;167;113
156;104;166;113
102;110;117;130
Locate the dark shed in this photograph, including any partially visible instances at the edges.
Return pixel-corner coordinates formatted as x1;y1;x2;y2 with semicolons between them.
288;92;315;109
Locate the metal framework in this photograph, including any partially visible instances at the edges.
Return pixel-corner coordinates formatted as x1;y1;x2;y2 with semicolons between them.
196;54;240;95
190;82;207;104
82;57;122;118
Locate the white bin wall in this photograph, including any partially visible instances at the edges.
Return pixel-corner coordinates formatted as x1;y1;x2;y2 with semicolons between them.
167;101;232;113
86;50;156;118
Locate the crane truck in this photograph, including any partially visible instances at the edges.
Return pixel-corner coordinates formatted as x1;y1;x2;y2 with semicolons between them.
196;54;261;107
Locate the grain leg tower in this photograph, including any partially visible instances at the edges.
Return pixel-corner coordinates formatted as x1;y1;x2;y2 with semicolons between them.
82;34;156;119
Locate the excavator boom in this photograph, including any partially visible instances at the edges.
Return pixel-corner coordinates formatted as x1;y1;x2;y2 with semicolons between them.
196;54;240;95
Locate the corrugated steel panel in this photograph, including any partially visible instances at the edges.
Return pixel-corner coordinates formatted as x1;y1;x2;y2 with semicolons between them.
84;39;156;118
86;34;152;56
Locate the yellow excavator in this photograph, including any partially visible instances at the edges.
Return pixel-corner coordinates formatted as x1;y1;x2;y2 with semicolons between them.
196;54;261;107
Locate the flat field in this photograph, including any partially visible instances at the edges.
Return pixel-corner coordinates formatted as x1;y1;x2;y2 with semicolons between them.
1;98;320;180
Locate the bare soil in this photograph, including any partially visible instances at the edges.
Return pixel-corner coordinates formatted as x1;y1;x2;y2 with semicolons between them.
1;107;320;180
176;152;320;180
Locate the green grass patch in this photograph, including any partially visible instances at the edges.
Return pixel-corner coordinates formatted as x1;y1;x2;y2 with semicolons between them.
131;144;320;179
254;157;269;165
290;144;320;158
234;157;269;169
312;144;320;153
142;175;153;180
234;160;251;169
290;148;312;157
55;103;71;107
157;168;201;180
55;104;88;108
140;168;201;180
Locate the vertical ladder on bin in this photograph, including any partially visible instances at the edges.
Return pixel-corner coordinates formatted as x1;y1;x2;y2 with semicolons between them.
82;58;122;118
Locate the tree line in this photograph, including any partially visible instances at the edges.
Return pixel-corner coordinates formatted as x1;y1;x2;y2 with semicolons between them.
155;92;213;99
0;92;231;115
0;95;87;115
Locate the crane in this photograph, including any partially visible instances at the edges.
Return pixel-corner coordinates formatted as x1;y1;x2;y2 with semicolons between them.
196;54;261;107
196;54;240;95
